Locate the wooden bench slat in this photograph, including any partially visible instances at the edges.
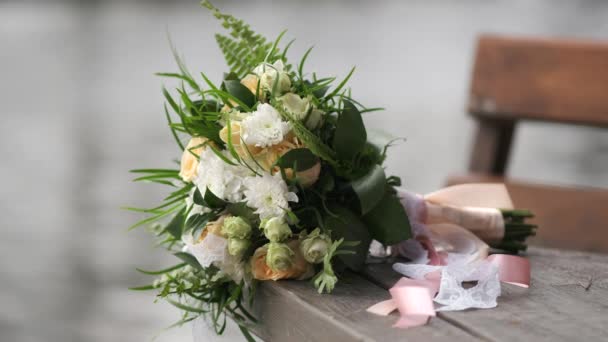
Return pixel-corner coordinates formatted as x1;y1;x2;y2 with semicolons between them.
362;247;608;342
252;272;481;341
469;35;608;127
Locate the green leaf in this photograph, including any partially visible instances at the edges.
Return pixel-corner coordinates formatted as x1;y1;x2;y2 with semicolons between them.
204;188;227;209
136;263;186;275
174;252;203;270
164;208;186;240
276;148;318;171
225;116;242;162
185;212;213;232
275;104;337;165
333;100;367;160
156;72;200;91
193;187;226;209
350;165;386;215
167;298;207;314
130;168;179;174
367;129;405;164
316;170;335;194
223;80;255;108
324;204;371;271
226;202;258;225
323;66;355;103
192;187;205;206
128;284;156;291
164;105;185;151
362;190;412;244
298;46;314;81
208;144;239;166
238;324;256;342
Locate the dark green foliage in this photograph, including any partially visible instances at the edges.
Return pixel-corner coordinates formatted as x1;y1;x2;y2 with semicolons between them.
362;190;412;244
276;148;318;171
324;204;372;271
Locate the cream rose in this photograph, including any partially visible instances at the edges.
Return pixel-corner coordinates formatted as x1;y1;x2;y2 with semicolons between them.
179;137;208;182
253;60;291;95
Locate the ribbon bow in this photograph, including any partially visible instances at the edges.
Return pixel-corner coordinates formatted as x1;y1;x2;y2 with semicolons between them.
367;255;530;328
368;183;532;328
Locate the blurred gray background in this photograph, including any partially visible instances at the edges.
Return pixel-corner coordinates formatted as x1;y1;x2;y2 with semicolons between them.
1;0;607;341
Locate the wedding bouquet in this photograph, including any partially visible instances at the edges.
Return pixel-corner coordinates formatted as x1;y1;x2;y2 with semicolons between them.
129;1;536;339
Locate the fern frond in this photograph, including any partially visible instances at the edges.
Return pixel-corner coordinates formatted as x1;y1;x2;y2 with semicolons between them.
215;34;260;76
203;0;278;76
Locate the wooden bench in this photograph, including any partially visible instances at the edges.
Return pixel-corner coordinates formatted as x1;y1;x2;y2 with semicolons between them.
247;35;608;341
447;35;608;253
251;247;608;341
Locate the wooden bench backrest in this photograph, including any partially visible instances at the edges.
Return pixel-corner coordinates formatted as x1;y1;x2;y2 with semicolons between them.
461;35;608;252
469;35;608;127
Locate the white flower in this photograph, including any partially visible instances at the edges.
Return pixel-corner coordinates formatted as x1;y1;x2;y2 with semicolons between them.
243;172;298;220
195;148;251;203
240;103;290;147
253;60;291;94
182;232;227;268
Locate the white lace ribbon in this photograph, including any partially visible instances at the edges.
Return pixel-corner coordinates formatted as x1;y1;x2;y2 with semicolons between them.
392;259;501;311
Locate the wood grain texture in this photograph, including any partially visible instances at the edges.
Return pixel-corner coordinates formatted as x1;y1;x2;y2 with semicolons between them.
447;174;608;252
363;247;608;342
469;35;608;127
251;272;479;341
469;119;515;174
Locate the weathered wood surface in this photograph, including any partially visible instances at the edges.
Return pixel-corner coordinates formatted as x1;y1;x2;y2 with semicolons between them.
363;247;608;342
468;119;515;175
469;35;608;127
252;272;478;341
447;174;608;253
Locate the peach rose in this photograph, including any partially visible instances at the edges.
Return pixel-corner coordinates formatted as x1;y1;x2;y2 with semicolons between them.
179;137;208;182
251;240;314;281
240;74;260;96
219;121;263;158
196;214;229;243
255;135;320;187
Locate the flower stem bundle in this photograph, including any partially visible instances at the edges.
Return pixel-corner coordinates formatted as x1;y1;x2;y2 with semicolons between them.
496;209;537;253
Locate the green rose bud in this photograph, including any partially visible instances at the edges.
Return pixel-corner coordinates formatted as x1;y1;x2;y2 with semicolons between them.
261;217;292;242
222;216;252;240
305;108;324;130
280;93;311;120
228;238;250;259
265;242;294;271
300;228;332;264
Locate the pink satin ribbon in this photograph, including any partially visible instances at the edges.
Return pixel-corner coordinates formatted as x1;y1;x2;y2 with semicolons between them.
487;254;530;288
417;236;447;266
367;273;441;328
367;255;530;328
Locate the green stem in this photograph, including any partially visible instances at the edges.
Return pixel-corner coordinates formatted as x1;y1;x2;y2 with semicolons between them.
490;209;538;253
